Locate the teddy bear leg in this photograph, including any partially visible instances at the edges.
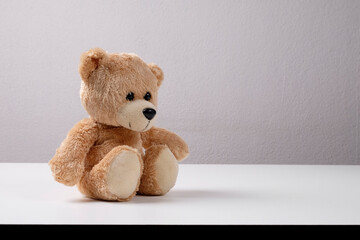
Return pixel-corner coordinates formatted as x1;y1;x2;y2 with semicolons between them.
138;145;178;196
77;145;142;201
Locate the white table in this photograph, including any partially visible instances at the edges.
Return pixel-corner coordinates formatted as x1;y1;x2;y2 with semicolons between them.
0;163;359;225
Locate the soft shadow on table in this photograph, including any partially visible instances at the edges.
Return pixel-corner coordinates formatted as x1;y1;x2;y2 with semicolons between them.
68;197;101;203
174;189;259;199
132;188;260;204
67;189;262;204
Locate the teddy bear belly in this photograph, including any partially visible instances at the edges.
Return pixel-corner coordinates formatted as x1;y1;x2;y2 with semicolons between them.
84;140;143;171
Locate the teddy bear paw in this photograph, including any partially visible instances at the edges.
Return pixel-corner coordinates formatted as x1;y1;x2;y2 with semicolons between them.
139;146;179;195
107;150;142;200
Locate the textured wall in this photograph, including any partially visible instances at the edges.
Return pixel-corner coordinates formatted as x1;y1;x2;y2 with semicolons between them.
0;0;359;164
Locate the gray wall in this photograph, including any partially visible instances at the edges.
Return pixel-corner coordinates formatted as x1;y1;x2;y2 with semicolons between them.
0;0;359;164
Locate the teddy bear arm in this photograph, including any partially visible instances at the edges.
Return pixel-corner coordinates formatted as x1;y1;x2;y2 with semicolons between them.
49;118;99;186
141;127;189;161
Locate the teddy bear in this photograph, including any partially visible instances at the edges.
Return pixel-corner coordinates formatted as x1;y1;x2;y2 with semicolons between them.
49;48;189;201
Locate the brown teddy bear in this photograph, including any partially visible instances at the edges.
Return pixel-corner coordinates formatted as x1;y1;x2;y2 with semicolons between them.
49;48;189;201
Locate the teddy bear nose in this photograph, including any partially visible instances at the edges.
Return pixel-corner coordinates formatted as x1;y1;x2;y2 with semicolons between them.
143;108;156;120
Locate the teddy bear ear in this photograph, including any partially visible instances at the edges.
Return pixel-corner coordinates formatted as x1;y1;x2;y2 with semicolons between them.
148;63;164;87
79;48;107;83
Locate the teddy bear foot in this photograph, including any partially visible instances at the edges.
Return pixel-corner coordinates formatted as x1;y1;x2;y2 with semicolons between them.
77;146;142;201
106;149;142;200
138;145;179;196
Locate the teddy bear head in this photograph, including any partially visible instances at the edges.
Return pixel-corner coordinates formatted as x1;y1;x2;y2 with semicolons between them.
78;48;164;132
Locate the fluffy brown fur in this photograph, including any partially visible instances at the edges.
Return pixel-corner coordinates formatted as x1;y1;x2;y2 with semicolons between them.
49;48;189;201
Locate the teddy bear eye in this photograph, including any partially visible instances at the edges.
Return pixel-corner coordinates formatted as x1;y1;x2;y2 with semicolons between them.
144;92;151;101
126;92;135;101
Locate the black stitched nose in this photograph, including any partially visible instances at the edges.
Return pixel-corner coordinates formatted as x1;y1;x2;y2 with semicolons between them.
143;108;156;120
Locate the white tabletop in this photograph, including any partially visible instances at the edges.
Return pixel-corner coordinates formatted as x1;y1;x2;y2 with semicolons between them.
0;163;359;225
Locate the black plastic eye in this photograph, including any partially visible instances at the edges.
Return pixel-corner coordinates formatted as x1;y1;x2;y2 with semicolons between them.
126;92;135;101
144;92;151;101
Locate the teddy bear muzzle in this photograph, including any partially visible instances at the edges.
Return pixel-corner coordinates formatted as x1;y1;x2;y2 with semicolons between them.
116;99;157;132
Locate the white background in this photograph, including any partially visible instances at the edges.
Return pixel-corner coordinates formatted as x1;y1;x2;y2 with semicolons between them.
0;0;359;164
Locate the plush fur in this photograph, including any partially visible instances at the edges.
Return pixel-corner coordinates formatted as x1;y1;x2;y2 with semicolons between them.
49;48;189;201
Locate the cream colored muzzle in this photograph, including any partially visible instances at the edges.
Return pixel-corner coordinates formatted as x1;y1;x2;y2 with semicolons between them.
116;100;157;132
